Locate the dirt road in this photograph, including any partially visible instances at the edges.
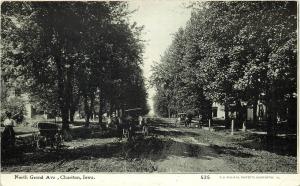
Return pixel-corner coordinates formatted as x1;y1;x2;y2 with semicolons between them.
1;120;296;172
153;127;237;172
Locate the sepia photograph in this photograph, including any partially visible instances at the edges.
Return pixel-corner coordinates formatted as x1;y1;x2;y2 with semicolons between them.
0;0;298;180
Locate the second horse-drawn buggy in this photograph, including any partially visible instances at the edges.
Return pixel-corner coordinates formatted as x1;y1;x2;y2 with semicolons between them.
34;122;63;150
122;108;149;141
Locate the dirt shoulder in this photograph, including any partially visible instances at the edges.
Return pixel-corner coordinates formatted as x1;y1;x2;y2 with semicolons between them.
161;126;297;172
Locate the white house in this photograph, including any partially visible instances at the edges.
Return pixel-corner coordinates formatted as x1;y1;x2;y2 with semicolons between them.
212;101;267;121
212;102;225;119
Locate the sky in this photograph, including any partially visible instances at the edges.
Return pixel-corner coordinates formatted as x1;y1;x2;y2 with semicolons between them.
128;0;192;115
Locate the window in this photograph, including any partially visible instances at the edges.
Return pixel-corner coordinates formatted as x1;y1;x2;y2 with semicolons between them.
212;107;218;118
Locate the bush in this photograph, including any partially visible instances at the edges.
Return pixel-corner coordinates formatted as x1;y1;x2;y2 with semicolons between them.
1;97;27;123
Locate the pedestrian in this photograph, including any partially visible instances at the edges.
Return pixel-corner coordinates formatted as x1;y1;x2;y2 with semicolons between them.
125;114;134;141
2;111;16;149
106;115;111;128
184;116;189;127
111;112;117;128
198;114;202;127
185;114;192;128
142;117;149;136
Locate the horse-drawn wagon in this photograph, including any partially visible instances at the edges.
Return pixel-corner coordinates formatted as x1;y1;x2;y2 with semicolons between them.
34;122;63;149
122;108;148;141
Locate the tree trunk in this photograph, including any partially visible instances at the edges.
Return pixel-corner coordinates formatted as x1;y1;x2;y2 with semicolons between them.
99;98;107;130
64;71;71;126
90;94;95;121
235;100;242;129
266;82;278;150
111;101;115;115
68;64;75;123
70;108;75;123
98;92;105;125
252;95;259;127
266;99;276;150
51;30;71;139
224;104;230;129
84;94;90;127
287;97;297;132
54;54;69;131
61;106;69;130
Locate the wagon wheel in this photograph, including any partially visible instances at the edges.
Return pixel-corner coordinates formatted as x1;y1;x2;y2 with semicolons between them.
36;136;46;150
54;133;63;150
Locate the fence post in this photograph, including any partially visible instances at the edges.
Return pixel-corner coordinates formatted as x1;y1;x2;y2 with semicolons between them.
231;119;234;135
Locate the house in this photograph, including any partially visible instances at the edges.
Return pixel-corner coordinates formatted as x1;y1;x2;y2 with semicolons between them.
211;101;267;121
246;100;267;121
1;79;33;119
211;102;225;119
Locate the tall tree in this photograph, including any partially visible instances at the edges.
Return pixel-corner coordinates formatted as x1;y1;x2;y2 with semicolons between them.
1;2;148;131
151;1;297;134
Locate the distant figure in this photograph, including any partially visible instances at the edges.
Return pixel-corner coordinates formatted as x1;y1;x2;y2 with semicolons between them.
117;115;123;126
144;117;148;125
106;116;111;128
2;112;16;148
184;117;189;127
111;112;117;128
124;114;134;140
117;116;124;140
198;114;202;127
276;113;281;124
138;115;143;126
175;116;180;126
185;115;192;128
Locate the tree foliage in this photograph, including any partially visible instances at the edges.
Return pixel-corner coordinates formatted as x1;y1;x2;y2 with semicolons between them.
151;1;297;131
1;2;148;129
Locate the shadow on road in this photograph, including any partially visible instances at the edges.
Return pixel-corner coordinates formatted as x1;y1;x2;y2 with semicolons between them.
237;133;297;156
152;121;297;157
2;120;295;170
1;134;253;169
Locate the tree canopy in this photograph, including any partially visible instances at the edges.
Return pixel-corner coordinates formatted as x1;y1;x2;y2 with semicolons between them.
151;1;297;132
1;1;149;129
